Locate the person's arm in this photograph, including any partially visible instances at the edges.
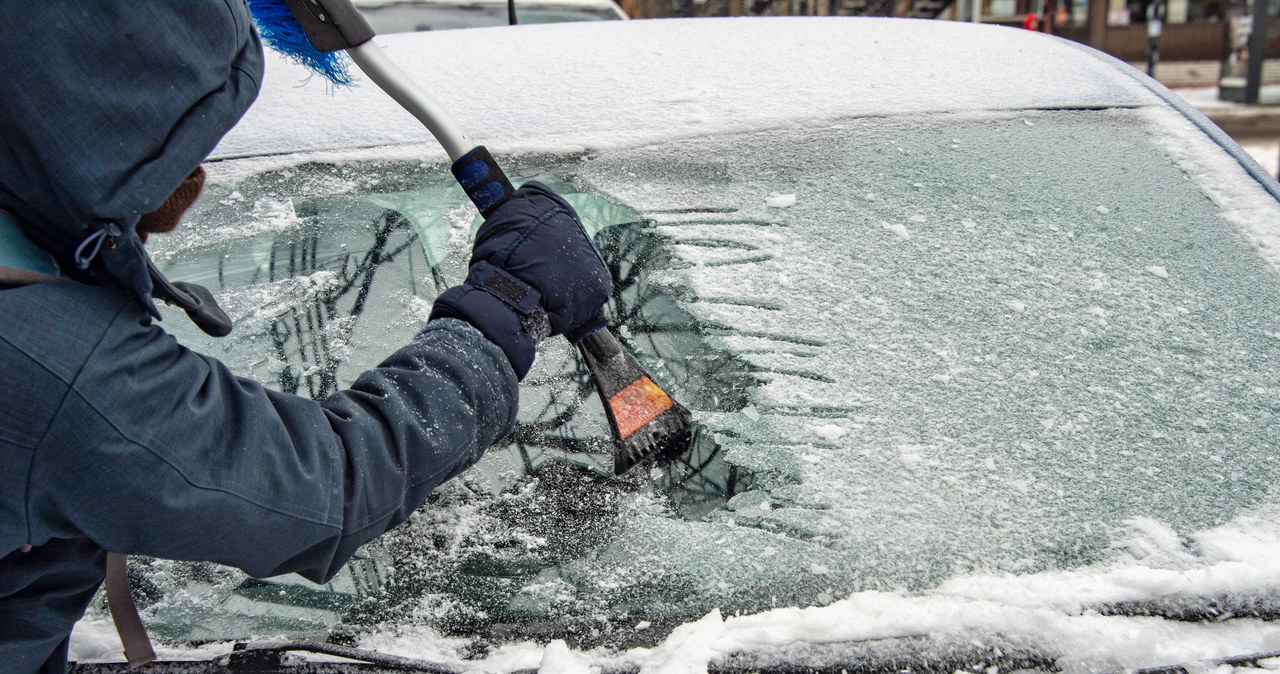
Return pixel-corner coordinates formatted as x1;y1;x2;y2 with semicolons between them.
29;181;610;583
32;314;515;583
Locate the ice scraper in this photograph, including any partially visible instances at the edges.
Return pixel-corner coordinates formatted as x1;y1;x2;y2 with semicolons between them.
246;0;692;474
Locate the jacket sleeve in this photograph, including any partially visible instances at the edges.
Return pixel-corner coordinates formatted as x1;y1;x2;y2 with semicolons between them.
28;311;518;583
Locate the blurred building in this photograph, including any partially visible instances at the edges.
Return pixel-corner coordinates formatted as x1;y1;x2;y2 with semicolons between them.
619;0;1280;86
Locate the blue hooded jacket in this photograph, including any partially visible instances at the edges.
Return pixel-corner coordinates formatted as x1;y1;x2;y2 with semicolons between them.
0;2;518;671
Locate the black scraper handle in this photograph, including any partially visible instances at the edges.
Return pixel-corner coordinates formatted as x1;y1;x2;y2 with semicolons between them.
451;146;516;217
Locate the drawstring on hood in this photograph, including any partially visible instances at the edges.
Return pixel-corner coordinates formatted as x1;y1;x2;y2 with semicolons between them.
74;227;120;271
0;1;264;336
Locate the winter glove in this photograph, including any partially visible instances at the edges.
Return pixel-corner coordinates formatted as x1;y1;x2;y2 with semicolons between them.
430;182;613;379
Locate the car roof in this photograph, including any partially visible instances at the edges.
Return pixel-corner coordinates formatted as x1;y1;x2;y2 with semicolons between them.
212;17;1162;162
354;0;626;9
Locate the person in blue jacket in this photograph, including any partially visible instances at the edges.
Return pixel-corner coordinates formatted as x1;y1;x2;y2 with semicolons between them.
0;2;612;672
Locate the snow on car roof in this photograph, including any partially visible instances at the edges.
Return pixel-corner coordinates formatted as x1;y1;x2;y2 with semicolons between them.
213;16;1158;161
353;0;623;9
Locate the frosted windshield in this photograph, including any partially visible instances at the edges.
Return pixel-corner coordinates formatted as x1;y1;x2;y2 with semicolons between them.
136;108;1280;655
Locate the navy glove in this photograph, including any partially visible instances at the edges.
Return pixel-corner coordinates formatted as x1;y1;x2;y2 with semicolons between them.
430;182;613;379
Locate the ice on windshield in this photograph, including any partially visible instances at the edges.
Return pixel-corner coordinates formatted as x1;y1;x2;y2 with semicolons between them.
117;107;1280;663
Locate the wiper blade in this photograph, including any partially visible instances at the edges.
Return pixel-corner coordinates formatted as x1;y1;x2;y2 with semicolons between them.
228;641;462;673
69;641;470;674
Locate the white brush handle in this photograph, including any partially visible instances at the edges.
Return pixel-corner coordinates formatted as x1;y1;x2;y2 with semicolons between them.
347;41;472;162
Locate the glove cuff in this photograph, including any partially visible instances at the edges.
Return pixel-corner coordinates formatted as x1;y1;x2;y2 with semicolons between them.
466;260;552;342
431;285;536;379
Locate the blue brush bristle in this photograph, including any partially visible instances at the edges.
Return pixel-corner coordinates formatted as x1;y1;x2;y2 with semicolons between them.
246;0;354;86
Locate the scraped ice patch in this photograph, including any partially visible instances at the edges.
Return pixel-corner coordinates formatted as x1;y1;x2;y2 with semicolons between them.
766;192;797;208
155;197;306;261
1146;265;1169;279
217;271;340;327
881;221;911;239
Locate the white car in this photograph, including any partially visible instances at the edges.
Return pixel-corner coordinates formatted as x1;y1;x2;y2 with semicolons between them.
70;16;1280;673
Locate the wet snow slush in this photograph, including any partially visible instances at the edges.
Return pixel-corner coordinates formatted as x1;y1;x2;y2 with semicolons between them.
71;107;1280;672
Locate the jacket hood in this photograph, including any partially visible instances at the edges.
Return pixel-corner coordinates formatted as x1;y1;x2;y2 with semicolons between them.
0;1;263;326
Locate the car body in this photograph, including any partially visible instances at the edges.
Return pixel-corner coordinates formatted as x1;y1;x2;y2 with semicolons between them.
67;16;1280;673
352;0;627;32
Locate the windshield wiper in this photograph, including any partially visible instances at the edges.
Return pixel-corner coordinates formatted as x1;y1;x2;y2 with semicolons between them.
70;641;470;674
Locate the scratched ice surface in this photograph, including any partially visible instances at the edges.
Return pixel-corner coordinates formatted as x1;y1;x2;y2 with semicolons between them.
139;107;1280;644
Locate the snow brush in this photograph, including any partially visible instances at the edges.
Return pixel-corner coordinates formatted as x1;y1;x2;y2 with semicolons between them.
246;0;692;474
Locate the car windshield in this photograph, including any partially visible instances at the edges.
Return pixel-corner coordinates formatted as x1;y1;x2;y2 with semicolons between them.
108;107;1280;666
357;1;619;32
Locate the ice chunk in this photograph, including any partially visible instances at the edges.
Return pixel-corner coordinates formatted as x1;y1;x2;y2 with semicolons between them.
881;222;911;240
766;192;797;208
812;423;848;442
1096;205;1110;214
727;491;772;511
540;640;590;674
1145;265;1169;279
